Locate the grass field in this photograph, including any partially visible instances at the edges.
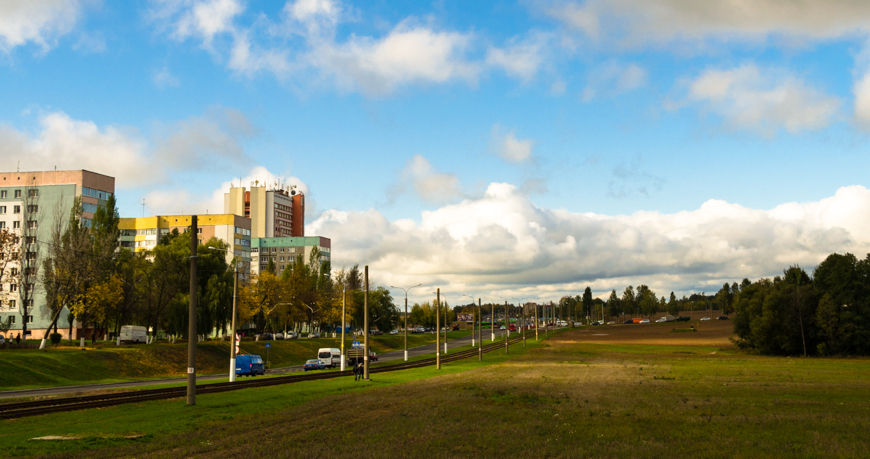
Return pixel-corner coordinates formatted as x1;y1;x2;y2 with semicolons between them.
0;331;472;390
3;325;869;458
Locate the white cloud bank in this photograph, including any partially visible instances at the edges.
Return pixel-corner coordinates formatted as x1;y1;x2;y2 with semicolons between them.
309;183;870;302
676;64;841;136
0;0;84;53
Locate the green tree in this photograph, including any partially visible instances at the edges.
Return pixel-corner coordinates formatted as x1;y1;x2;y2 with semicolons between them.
667;291;680;316
582;287;593;320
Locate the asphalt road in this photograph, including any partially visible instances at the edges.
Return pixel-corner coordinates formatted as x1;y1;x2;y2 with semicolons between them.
0;328;531;400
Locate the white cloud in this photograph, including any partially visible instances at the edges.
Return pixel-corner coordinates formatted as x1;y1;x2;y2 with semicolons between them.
153;66;180;87
0;0;83;53
491;124;535;163
394;155;465;205
306;20;480;95
678;64;841;136
582;60;647;101
0;111;151;186
486;32;551;82
549;0;870;48
0;106;256;188
149;0;243;48
309;182;870;302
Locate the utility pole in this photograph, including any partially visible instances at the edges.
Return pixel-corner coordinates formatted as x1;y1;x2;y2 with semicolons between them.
436;288;441;370
229;260;238;382
363;266;370;380
478;298;482;361
490;301;495;342
534;302;539;341
341;287;346;371
505;301;509;354
444;297;448;355
522;301;526;347
187;215;198;405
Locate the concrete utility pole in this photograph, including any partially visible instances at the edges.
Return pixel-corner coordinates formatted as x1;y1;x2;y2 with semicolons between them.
522;301;526;347
364;266;370;380
187;215;198;406
436;288;441;370
534;302;539;341
391;284;422;362
505;301;509;354
490;301;495;342
478;298;482;361
229;260;238;382
341;287;346;371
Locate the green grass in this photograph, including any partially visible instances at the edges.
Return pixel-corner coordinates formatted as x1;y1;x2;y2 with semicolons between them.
0;331;474;391
8;327;866;458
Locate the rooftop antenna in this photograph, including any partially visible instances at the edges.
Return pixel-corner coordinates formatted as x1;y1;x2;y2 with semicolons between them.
142;199;146;217
17;161;19;172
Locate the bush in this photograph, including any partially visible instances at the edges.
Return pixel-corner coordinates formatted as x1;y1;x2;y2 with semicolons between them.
50;333;62;345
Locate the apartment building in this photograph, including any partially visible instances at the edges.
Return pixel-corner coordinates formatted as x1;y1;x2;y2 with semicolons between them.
224;182;305;238
118;214;253;267
251;236;331;275
0;169;115;340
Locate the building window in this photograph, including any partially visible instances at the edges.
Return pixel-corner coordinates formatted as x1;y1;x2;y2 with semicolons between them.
0;206;5;214
0;222;4;230
82;203;98;213
14;190;21;198
26;315;34;324
28;189;38;197
27;220;37;229
0;191;5;198
10;284;17;292
27;205;37;213
7;314;14;322
251;248;258;253
13;221;20;229
13;206;20;214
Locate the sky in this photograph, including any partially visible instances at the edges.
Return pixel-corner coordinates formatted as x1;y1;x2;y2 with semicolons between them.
3;0;870;305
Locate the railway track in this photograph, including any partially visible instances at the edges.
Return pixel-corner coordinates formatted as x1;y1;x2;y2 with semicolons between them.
0;334;529;420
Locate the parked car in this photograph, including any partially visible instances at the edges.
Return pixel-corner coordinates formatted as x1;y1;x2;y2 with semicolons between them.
639;319;650;324
559;320;568;327
119;325;148;344
235;354;265;376
0;334;5;345
573;322;583;326
452;324;459;331
389;330;399;335
370;330;383;336
304;359;326;371
499;325;506;330
623;319;634;324
412;327;425;334
286;332;299;339
717;315;730;320
308;332;321;339
274;333;284;340
591;321;601;326
700;317;711;321
262;333;274;340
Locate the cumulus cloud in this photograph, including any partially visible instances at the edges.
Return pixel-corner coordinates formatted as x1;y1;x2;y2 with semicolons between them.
0;106;256;188
676;64;841;136
392;155;465;205
0;0;84;53
549;0;870;48
582;60;647;101
486;32;551;82
153;66;180;87
309;182;870;302
490;124;536;163
150;0;243;49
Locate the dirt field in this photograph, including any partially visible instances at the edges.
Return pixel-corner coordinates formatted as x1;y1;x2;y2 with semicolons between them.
552;319;736;347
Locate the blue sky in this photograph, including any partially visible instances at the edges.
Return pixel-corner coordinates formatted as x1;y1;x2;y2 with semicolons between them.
3;0;870;304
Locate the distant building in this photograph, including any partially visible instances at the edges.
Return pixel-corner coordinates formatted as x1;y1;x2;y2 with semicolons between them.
0;169;115;340
224;182;304;238
251;236;331;275
118;214;252;267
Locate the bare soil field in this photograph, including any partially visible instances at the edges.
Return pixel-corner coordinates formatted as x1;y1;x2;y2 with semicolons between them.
557;320;735;347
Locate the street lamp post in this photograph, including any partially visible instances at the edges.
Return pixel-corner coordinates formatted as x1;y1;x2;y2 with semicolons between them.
209;246;240;383
391;284;422;362
462;294;476;347
341;287;346;371
534;301;539;341
435;288;440;370
512;298;525;347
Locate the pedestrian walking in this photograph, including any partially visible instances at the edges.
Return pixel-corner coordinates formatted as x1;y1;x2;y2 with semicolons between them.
15;333;21;344
353;362;359;381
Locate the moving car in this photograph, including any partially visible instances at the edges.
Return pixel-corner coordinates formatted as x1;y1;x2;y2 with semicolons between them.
509;324;517;332
717;315;730;320
639;319;650;324
700;317;711;321
318;348;342;368
499;325;506;330
389;330;399;335
655;317;668;323
607;321;616;325
676;317;691;322
623;320;634;324
308;332;321;338
304;359;325;371
370;330;383;335
573;322;583;326
412;327;425;334
235;354;265;376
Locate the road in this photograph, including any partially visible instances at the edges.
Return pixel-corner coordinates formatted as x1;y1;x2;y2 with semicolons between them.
0;328;531;400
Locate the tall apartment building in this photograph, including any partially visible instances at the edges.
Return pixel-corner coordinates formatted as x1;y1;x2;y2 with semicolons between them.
251;236;331;275
0;170;115;340
224;182;305;238
118;214;252;267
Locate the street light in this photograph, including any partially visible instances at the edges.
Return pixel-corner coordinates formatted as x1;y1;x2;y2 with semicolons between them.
511;298;526;347
390;283;422;362
461;294;476;347
209;246;241;383
436;292;450;355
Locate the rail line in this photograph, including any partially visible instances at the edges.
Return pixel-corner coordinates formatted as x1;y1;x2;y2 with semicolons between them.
0;334;530;419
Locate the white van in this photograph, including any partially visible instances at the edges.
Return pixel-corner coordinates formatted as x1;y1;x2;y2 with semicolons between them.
317;348;341;368
119;325;148;344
